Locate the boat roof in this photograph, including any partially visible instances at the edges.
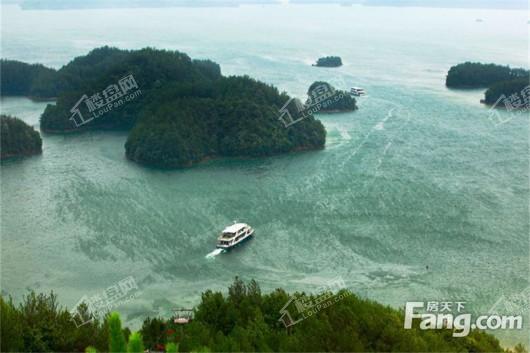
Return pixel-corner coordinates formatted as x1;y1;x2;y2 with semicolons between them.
222;223;248;233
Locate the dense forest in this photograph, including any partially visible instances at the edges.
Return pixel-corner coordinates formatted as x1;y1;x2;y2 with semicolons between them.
2;47;326;168
484;78;529;105
306;81;357;112
313;56;343;67
0;59;59;97
2;278;525;353
0;115;42;160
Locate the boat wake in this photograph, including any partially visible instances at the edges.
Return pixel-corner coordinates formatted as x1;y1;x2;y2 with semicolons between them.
205;248;225;259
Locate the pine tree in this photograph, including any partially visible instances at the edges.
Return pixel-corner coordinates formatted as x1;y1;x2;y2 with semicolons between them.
127;332;144;353
108;312;127;353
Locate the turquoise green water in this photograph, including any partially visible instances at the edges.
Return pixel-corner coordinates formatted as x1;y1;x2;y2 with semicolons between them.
1;3;528;345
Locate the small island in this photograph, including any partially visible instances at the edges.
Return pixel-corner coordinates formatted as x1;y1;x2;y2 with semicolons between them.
0;115;43;160
446;62;527;88
306;81;357;113
313;56;343;67
2;47;326;168
446;62;529;108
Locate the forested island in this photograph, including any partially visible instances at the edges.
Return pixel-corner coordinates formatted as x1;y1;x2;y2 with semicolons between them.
1;47;326;168
484;78;529;105
2;278;522;353
0;115;42;160
306;81;357;112
0;59;59;98
446;62;529;108
446;62;527;88
313;56;343;67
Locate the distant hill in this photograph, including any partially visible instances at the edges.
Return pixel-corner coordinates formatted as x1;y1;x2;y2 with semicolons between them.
362;0;526;9
0;60;58;98
291;0;526;8
10;0;525;9
18;0;280;9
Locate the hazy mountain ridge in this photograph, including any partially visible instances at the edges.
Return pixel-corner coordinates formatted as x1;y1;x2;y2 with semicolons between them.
5;0;526;9
15;0;280;9
362;0;526;9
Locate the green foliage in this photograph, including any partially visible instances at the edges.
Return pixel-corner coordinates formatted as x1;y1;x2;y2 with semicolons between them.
85;345;97;353
165;342;179;353
127;332;144;353
446;62;528;88
174;278;506;352
192;59;222;81
0;296;24;352
0;282;517;353
511;343;529;353
484;78;529;105
307;81;357;112
141;317;167;350
124;93;325;168
108;312;127;353
0;115;42;160
314;56;343;67
0;291;108;352
0;59;59;97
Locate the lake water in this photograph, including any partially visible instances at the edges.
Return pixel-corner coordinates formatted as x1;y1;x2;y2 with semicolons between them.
1;3;528;346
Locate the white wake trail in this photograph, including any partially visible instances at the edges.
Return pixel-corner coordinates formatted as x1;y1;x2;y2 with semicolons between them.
205;248;225;259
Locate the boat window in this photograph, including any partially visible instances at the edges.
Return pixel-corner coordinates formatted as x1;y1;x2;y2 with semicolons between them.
222;232;234;239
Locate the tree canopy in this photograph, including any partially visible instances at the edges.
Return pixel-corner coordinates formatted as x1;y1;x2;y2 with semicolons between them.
445;62;527;88
484;78;529;105
0;115;42;160
1;279;524;353
306;81;357;112
0;59;59;97
314;56;343;67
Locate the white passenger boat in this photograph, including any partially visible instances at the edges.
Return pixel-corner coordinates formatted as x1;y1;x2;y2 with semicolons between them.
216;223;254;250
350;87;366;96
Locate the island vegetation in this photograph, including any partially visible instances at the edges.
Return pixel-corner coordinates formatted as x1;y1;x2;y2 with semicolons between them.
445;62;527;88
0;115;42;160
2;47;326;168
313;56;343;67
306;81;357;112
0;59;59;98
484;78;529;105
446;62;529;108
2;278;525;353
